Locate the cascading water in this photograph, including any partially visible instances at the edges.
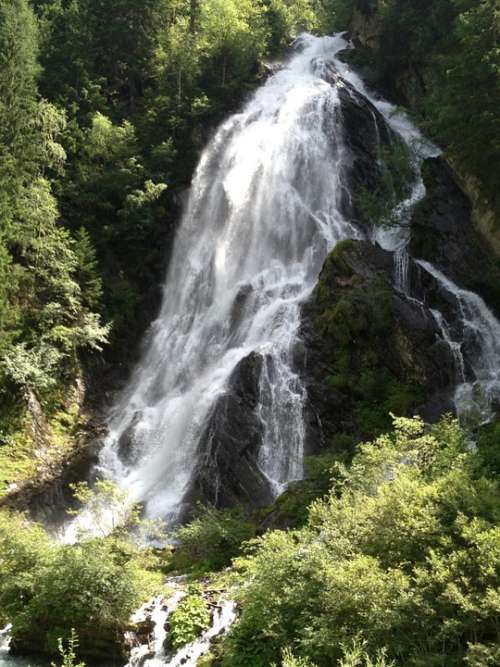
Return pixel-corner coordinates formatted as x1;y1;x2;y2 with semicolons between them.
94;31;500;532
418;260;500;421
331;39;439;297
99;33;363;521
125;583;237;667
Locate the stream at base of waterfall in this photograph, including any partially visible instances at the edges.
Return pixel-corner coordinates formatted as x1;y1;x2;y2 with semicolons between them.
125;579;236;667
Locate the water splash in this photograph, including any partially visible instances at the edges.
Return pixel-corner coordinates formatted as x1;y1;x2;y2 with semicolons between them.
126;584;236;667
126;590;185;667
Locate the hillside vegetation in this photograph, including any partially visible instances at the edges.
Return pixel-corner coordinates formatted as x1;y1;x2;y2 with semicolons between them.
0;1;499;666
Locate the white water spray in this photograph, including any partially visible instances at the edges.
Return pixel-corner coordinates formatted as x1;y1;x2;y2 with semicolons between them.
99;34;362;521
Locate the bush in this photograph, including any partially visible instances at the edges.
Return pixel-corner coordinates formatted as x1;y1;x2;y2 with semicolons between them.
223;416;500;666
171;505;256;572
0;510;161;660
169;584;211;650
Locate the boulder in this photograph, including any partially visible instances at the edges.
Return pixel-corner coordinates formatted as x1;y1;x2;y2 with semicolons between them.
187;352;274;509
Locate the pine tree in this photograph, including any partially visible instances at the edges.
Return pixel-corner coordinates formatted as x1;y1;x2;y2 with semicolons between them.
0;0;40;170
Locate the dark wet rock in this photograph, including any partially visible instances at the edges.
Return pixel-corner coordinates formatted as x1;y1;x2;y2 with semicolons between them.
187;352;274;510
117;410;143;465
230;284;253;333
410;157;500;317
261;61;284;78
322;66;400;226
134;617;155;643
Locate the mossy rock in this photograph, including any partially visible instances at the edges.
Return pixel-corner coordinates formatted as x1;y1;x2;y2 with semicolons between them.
300;239;452;456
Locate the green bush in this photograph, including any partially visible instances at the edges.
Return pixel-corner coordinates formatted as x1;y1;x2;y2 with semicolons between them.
223;416;500;666
169;584;211;649
171;505;256;572
0;510;161;659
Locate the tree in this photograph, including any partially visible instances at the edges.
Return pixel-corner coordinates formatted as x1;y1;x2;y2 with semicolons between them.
0;0;39;166
266;0;319;51
199;0;269;87
427;0;500;203
79;0;171;114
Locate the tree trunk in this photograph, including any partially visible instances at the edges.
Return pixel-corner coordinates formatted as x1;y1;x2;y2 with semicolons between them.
177;67;182;105
189;0;199;34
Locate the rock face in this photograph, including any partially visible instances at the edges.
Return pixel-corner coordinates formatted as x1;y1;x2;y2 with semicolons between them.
410;157;500;317
187;352;275;510
298;240;456;455
320;62;400;228
0;428;102;526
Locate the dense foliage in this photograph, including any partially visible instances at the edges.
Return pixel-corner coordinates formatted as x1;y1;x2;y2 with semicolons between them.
171;504;256;572
223;416;500;666
0;508;161;658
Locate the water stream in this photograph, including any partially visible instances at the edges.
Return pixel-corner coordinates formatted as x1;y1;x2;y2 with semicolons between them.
418;260;500;421
126;582;236;667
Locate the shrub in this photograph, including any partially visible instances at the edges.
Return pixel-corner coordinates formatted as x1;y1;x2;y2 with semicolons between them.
171;505;255;572
169;584;211;650
223;416;500;666
0;508;161;659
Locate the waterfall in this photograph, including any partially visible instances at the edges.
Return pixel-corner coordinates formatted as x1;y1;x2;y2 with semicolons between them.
95;32;499;528
418;260;500;421
99;34;361;522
